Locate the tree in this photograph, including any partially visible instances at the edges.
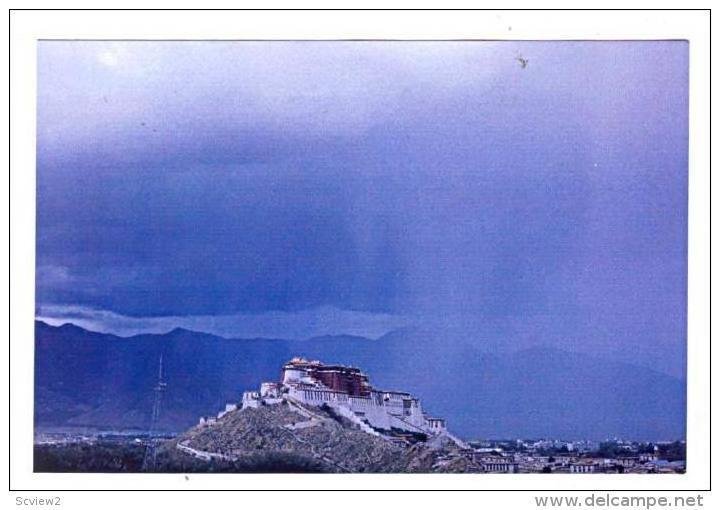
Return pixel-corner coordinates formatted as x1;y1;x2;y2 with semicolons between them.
657;441;685;462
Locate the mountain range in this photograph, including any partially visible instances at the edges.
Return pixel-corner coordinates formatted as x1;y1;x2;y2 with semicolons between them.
34;321;685;440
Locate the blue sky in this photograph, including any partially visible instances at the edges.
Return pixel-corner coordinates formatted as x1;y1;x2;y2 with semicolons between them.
36;41;688;377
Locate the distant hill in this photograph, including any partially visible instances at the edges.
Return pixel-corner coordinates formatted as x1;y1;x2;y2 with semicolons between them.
34;321;685;440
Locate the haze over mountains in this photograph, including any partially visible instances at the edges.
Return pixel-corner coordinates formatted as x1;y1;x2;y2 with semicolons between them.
35;321;685;441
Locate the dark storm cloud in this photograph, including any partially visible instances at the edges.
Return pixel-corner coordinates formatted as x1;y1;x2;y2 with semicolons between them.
36;41;688;375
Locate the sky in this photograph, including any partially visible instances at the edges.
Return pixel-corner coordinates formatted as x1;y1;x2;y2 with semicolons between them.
36;41;688;377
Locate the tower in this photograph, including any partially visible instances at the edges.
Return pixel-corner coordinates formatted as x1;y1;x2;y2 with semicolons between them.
142;353;167;471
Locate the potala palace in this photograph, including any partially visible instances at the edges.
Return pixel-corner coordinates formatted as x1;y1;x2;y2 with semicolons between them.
238;357;463;445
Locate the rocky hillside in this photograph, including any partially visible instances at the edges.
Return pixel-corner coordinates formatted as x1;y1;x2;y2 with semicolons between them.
154;400;478;473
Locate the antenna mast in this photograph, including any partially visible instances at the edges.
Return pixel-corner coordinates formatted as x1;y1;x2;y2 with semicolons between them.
142;353;167;471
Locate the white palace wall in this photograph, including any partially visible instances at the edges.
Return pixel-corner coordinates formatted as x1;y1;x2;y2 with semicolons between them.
287;385;431;434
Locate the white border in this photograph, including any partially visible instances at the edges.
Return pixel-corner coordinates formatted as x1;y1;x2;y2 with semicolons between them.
7;9;711;493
